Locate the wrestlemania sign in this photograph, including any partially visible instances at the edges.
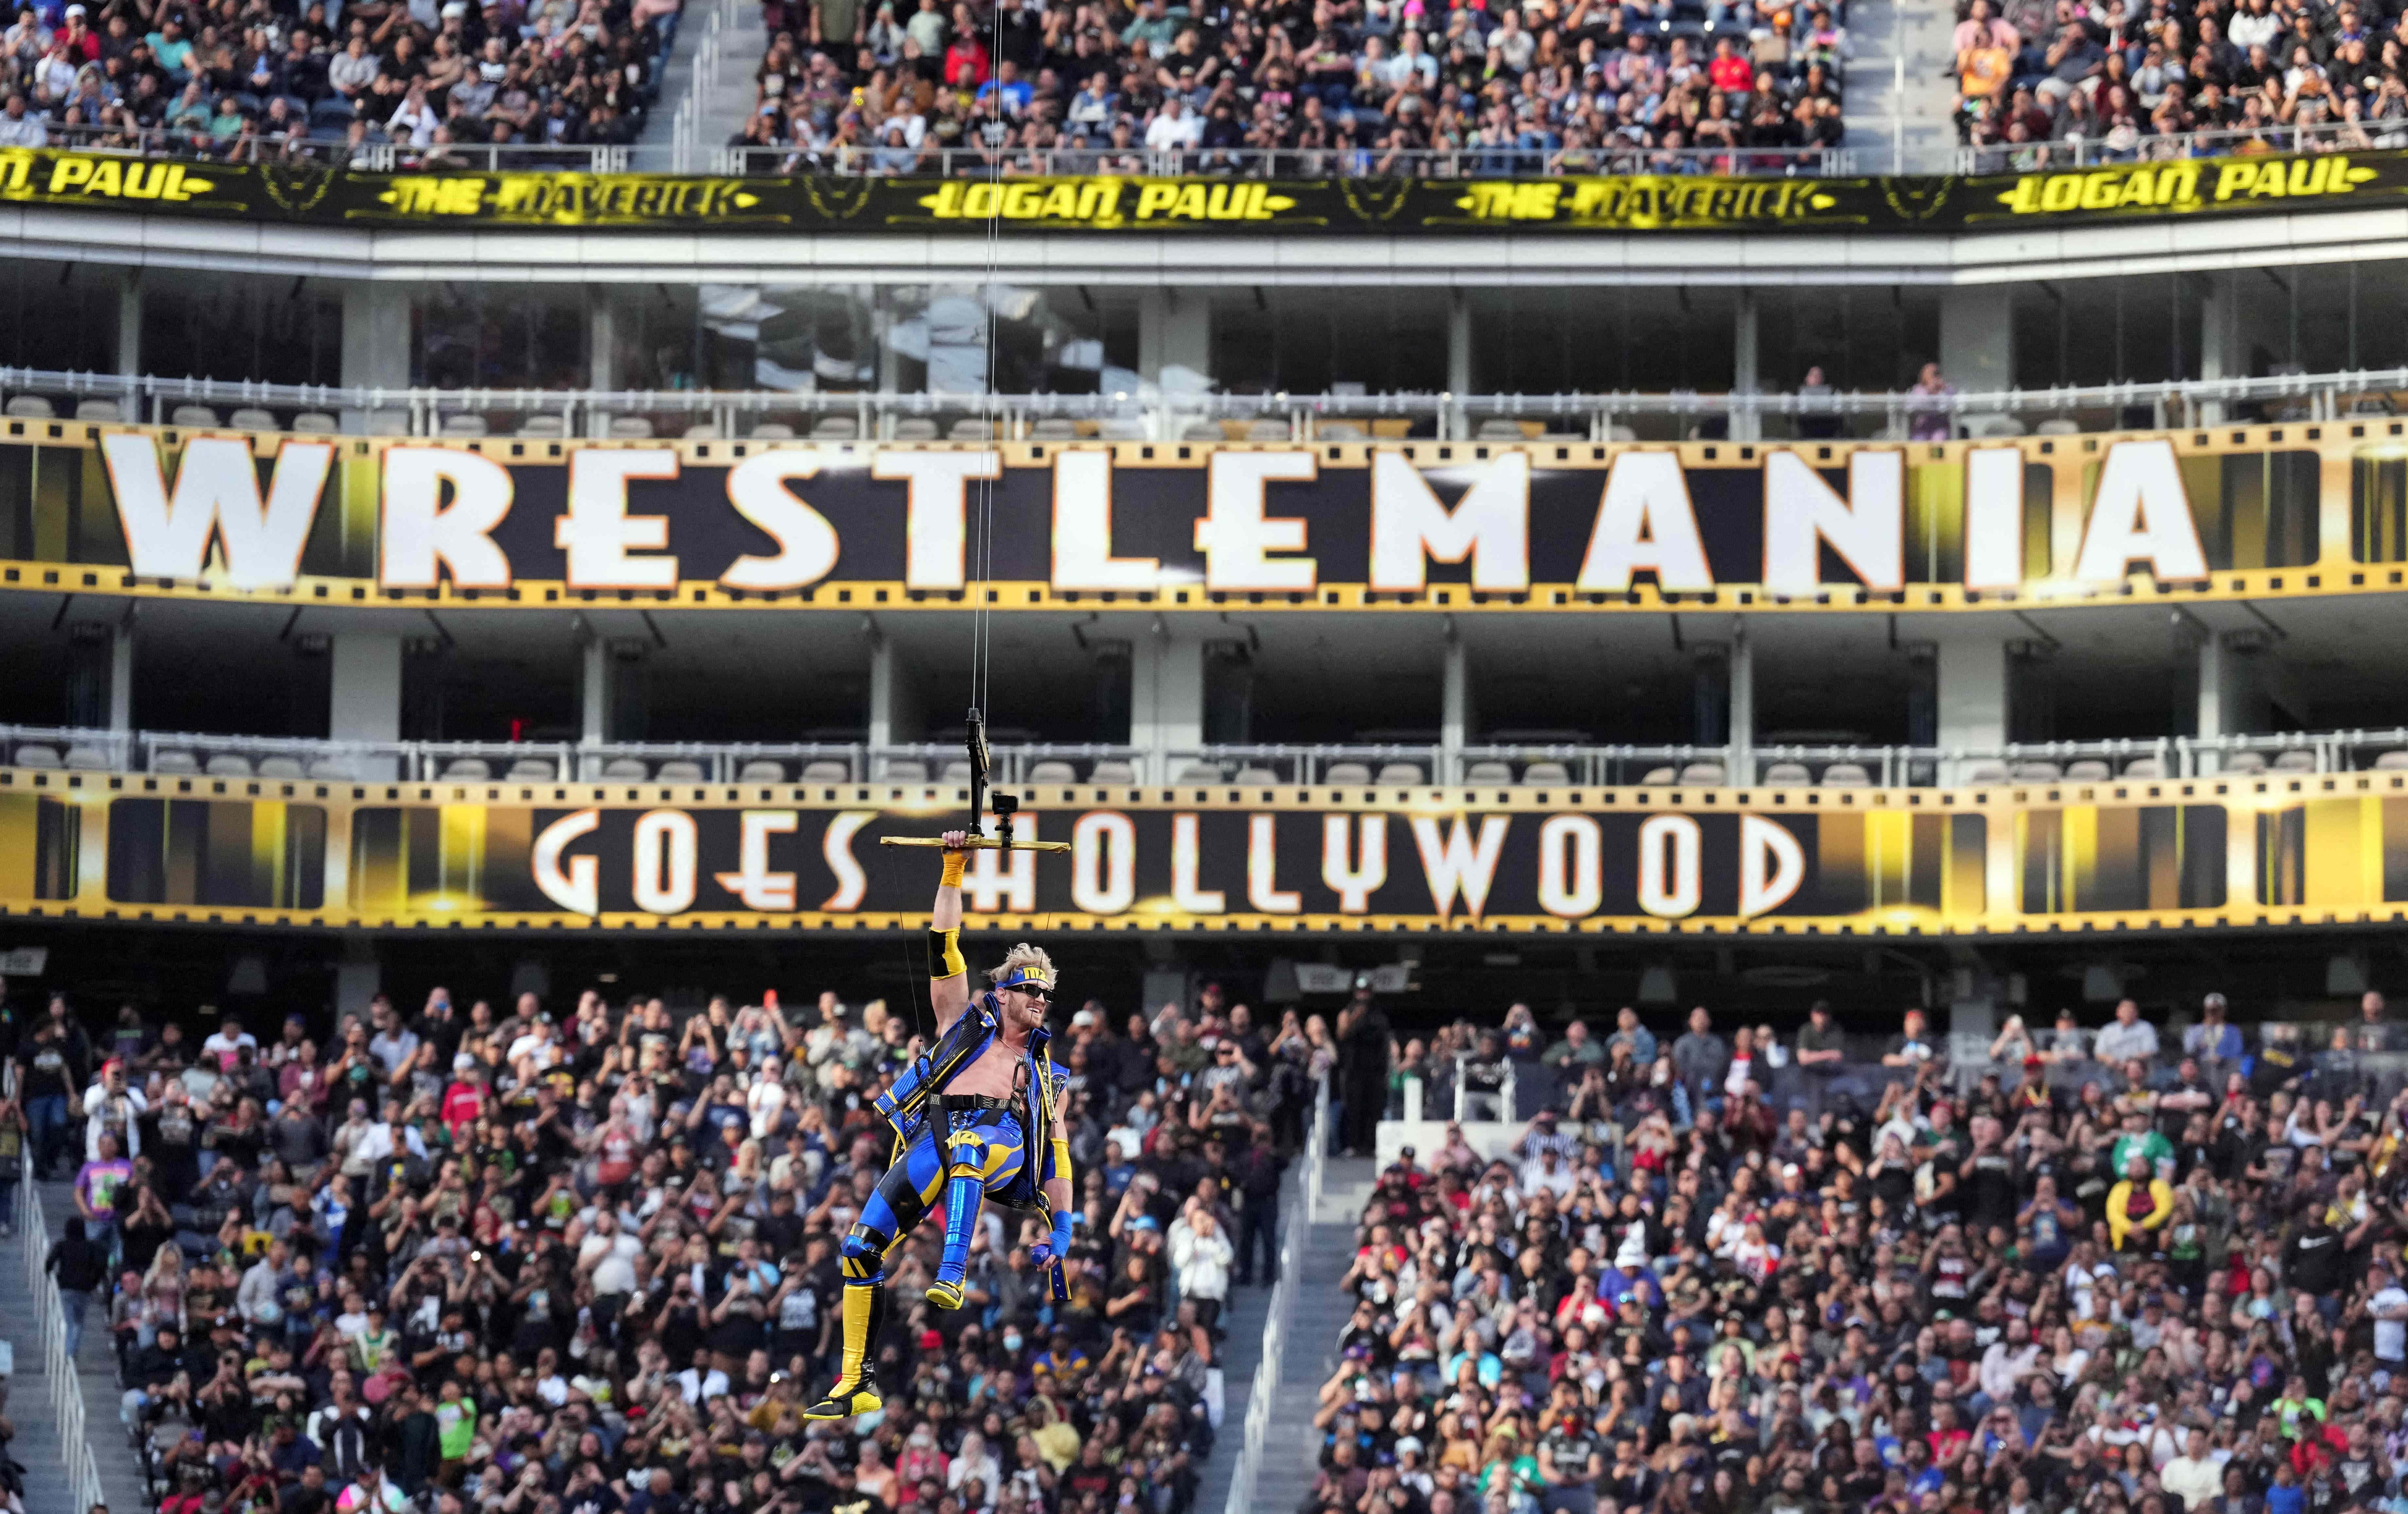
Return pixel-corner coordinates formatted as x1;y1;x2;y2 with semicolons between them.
0;145;2389;233
0;422;2390;611
2;764;2406;934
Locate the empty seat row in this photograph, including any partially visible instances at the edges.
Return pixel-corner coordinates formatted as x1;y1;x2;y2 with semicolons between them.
1462;760;1575;786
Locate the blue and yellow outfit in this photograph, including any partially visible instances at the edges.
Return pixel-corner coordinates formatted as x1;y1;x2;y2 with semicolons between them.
805;933;1075;1421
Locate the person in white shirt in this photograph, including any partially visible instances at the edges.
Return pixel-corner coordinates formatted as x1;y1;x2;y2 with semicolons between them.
202;1023;259;1071
2091;999;2161;1064
1520;1145;1576;1199
1144;97;1200;150
2158;1428;2224;1509
573;1210;643;1299
2370;1259;2408;1370
82;1059;147;1161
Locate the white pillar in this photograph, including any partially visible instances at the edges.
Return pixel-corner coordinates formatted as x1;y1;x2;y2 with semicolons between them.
1130;625;1206;785
1447;292;1473;397
115;271;142;379
1939;287;2014;405
328;633;402;779
1728;631;1755;785
867;634;924;755
1731;290;1760;442
1935;630;2010;782
107;625;134;734
340;285;411;433
1140;291;1210;393
2199;272;2239;425
580;639;610;745
1441;634;1473;782
335;939;381;1025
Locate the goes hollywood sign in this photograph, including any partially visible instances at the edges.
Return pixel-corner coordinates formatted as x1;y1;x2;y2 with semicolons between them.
3;771;2407;934
0;425;2379;609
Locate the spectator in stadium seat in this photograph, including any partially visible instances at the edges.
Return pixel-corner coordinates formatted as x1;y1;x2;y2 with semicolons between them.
2093;997;2161;1065
1541;1019;1603;1071
2360;988;2399;1052
1606;1005;1658;1070
1881;1007;1940;1070
1670;1006;1729;1099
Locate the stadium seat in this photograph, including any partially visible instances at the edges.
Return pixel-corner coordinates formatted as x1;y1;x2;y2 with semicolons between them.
749;423;797;439
2271;750;2318;773
683;423;719;439
229;408;280;430
607;417;656;439
1475;419;1528;439
2034;418;2080;436
1464;761;1515;783
876;759;928;780
2063;759;2112;781
1089;760;1136;783
599;759;650;779
5;395;55;419
2009;762;2062;781
799;760;850;780
940;760;974;781
1173;762;1222;781
306;759;356;780
949;418;995;440
1097;420;1149;441
1678;762;1726;785
1963;414;2025;438
440;758;490;779
1376;762;1426;785
1029;420;1079;439
1319;422;1367;440
519;416;569;438
1607;426;1639;442
1760;762;1810;786
63;746;111;770
655;760;706;781
1963;762;2010;786
506;759;556;780
438;414;489;438
1521;761;1571;785
292;412;339;434
1244;419;1289;441
2122;758;2166;777
171;405;221;427
1181;422;1224;441
2223;751;2268;774
1323;762;1373;784
206;754;255;777
256;757;306;779
152;750;201;773
1817;763;1868;787
892;418;940;441
74;400;123;422
810;417;860;440
1233;766;1279;783
1026;760;1078;782
739;760;790;781
2375;751;2408;770
13;744;60;768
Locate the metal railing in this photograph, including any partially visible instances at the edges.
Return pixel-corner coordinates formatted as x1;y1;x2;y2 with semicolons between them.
668;0;737;175
1222;1074;1327;1514
9;724;2408;792
714;142;1856;180
1950;118;2408;174
16;97;639;175
17;1140;108;1514
5;363;2407;443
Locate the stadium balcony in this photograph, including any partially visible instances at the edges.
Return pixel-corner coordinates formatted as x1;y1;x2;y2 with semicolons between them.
6;723;2405;787
0;361;2394;442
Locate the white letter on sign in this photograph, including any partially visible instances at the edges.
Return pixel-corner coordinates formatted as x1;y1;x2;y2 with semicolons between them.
558;448;680;589
1537;814;1602;918
713;810;798;911
1072;811;1137;915
1962;447;2025;591
1575;451;1713;593
532;808;600;916
723;451;841;590
631;809;698;914
1368;452;1530;592
381;446;515;589
1247;814;1301;914
874;451;1001;590
1320;814;1389;914
1409;815;1510;921
1052;451;1160;591
2073;439;2209;585
1636;813;1701;918
1738;815;1806;918
965;815;1038;913
1197;452;1317;591
820;812;875;910
1763;450;1903;596
1170;814;1225;914
102;433;332;590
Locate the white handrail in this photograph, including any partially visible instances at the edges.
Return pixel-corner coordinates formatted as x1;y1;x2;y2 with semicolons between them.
1222;1075;1328;1514
20;1165;107;1514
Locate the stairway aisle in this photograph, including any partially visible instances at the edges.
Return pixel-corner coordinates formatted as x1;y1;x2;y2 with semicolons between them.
0;1210;81;1514
1250;1159;1373;1514
1842;0;1958;175
37;1181;152;1514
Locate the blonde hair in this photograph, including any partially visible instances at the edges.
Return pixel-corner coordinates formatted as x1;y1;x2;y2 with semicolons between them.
989;942;1056;987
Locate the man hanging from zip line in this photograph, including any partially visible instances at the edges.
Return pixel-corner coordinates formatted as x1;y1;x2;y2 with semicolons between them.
805;828;1078;1421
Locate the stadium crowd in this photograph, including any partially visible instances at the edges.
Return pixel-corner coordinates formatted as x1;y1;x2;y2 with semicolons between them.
0;975;1315;1514
723;0;1849;175
1317;991;2408;1514
1954;0;2408;165
0;0;679;163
